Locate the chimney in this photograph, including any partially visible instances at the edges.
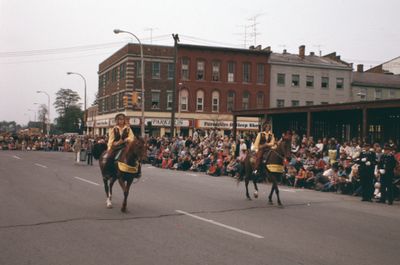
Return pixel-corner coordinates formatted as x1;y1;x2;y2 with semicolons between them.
357;64;364;73
299;45;305;58
310;52;315;56
283;49;287;54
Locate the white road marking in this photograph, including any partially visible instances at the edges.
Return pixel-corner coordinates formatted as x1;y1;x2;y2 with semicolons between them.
280;188;296;193
146;166;155;169
176;210;264;239
187;173;197;177
34;163;48;168
12;155;22;160
74;177;100;186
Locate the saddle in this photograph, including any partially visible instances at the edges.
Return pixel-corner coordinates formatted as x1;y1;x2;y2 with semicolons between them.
118;160;140;174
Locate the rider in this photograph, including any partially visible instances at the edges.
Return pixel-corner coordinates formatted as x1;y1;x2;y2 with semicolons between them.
252;121;276;174
105;113;135;164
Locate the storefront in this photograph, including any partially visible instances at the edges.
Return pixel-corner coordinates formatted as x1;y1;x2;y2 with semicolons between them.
195;119;259;136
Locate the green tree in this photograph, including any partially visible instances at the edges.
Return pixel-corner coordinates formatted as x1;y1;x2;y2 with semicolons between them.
55;105;83;133
54;88;81;116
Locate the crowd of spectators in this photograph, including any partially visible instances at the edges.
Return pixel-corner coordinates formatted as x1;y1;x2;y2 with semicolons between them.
2;130;400;202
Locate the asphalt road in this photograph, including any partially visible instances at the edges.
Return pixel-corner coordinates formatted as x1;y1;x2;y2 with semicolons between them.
0;151;399;265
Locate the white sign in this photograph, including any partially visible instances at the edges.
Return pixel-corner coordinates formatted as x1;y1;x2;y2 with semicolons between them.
196;120;259;130
129;117;141;126
95;119;109;127
145;118;190;127
86;121;94;127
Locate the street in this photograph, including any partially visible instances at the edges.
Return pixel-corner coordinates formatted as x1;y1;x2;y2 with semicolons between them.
0;151;399;265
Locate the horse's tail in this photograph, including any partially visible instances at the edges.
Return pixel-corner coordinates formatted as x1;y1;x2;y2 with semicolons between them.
93;143;107;160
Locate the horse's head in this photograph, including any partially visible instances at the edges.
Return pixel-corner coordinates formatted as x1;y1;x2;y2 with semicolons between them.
125;137;146;162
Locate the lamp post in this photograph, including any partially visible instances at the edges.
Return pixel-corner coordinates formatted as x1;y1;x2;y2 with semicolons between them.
67;72;87;134
36;90;50;134
113;29;145;138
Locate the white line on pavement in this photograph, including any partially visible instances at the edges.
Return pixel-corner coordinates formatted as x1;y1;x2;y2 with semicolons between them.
74;177;100;186
12;155;22;160
175;210;264;239
280;189;297;193
187;173;197;177
34;163;48;168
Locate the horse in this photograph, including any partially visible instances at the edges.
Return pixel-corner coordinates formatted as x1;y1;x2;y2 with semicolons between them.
238;152;259;200
92;138;146;212
241;132;292;205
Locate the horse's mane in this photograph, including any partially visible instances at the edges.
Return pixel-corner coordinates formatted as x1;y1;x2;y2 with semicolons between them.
93;142;108;160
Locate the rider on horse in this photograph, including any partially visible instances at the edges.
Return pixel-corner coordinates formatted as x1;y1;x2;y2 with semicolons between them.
252;121;276;174
105;113;135;164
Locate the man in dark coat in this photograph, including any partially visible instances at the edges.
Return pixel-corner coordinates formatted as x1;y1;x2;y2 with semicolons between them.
357;143;376;202
377;144;397;205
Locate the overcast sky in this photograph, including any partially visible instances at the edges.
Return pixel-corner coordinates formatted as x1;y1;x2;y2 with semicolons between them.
1;0;399;125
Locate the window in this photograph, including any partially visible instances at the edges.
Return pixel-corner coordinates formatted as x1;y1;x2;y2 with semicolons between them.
336;78;344;89
277;99;285;108
180;89;188;111
321;101;329;105
305;101;314;106
197;60;205;80
306;76;314;88
212;91;219;112
257;64;265;83
277;73;285;86
151;92;160;109
321;77;329;89
152;62;160;79
227;91;235;111
375;88;382;100
111;67;118;82
256;92;264;108
105;72;110;84
358;88;367;100
291;75;299;87
136;61;142;78
227;62;235;82
291;100;300;107
212;61;220;81
242;91;250;109
243;63;251;83
119;63;126;79
118;92;124;108
104;96;109;111
167;63;174;79
111;94;117;110
196;90;204;111
389;89;396;98
181;58;189;80
167;92;173;110
98;75;104;89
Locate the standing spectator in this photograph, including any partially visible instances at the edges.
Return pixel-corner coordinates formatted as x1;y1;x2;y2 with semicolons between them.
377;145;397;205
72;138;82;163
87;139;94;166
357;143;376;202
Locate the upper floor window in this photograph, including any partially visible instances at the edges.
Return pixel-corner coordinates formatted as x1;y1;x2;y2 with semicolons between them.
196;60;205;80
242;91;250;109
111;67;118;82
105;72;110;84
277;99;285;108
243;63;251;83
167;91;173;110
321;101;329;105
136;61;142;78
389;89;396;98
196;90;204;112
151;91;160;109
256;92;264;108
306;76;314;88
152;62;160;79
257;64;265;84
305;101;314;106
227;62;235;82
227;91;235;111
212;91;220;112
212;61;220;81
291;100;300;107
321;77;329;89
167;63;174;80
291;74;300;87
336;78;344;89
181;58;189;80
358;88;367;101
277;73;285;86
119;63;126;79
375;88;382;100
180;89;189;111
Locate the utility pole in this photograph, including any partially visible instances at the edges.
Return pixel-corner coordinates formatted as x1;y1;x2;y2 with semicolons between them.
170;33;179;137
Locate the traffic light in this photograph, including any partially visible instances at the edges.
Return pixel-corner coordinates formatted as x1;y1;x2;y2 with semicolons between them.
123;95;128;108
132;92;139;106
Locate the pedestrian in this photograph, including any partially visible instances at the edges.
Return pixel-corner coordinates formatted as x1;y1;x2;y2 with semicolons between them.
357;143;376;202
72;138;82;163
377;144;397;205
87;139;94;166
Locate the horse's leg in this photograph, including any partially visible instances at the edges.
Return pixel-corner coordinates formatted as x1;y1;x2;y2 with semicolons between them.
253;180;258;198
274;177;282;206
245;178;251;200
117;177;127;212
107;176;117;208
103;177;113;208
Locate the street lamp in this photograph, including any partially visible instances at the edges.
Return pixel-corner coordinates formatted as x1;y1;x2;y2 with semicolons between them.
114;28;145;138
36;90;50;134
67;72;87;134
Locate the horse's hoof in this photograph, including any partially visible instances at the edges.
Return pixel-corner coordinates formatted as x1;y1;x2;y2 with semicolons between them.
254;191;258;198
121;207;127;213
278;203;283;208
268;200;273;205
106;199;112;208
247;197;252;201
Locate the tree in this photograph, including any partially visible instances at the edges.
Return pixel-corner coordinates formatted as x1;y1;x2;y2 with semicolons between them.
54;88;81;116
55;105;83;133
37;104;48;133
92;91;99;106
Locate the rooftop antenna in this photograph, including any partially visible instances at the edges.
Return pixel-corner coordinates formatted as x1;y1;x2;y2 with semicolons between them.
313;44;324;56
235;24;252;48
144;27;158;44
248;13;264;46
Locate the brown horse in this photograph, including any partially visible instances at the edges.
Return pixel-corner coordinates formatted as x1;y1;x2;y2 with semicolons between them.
242;132;292;205
93;138;146;212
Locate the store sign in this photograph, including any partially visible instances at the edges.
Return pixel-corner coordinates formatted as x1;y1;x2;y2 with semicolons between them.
86;121;94;127
196;120;259;130
129;117;141;126
145;118;190;127
95;119;109;127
